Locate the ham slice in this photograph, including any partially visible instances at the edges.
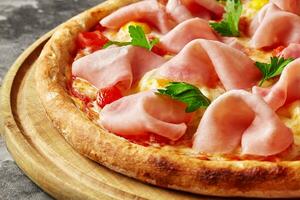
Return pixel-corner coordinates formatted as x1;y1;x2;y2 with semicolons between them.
166;0;224;23
280;43;300;59
100;91;192;141
100;0;174;33
271;0;300;15
159;18;219;54
253;58;300;111
156;39;261;90
249;3;300;48
193;90;293;156
72;46;165;91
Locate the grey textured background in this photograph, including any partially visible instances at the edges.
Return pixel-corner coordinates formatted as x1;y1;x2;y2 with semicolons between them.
0;0;103;199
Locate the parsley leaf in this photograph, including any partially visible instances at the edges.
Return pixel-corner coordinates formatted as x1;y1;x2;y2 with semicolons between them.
103;41;131;49
103;25;159;50
210;0;242;37
255;57;294;86
156;82;211;113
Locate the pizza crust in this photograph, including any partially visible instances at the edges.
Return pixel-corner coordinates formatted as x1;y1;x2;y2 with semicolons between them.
35;0;300;197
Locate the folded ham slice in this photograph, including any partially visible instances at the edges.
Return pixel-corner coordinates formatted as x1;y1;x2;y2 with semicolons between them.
280;43;300;59
166;0;224;23
193;90;293;156
253;58;300;111
100;0;174;33
271;0;300;15
72;46;165;91
156;39;261;90
249;3;300;48
159;18;219;54
100;91;192;140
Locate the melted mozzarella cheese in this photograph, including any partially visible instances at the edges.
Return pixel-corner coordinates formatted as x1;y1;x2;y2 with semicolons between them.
103;21;152;42
242;0;269;19
73;78;98;99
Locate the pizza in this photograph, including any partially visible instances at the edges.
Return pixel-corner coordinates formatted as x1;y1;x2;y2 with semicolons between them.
35;0;300;198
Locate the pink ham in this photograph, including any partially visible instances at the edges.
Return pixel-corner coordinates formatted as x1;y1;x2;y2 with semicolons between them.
253;58;300;111
166;0;193;23
156;39;261;90
72;46;165;91
271;0;300;15
249;3;300;48
159;18;219;54
166;0;224;23
193;90;293;156
221;37;246;53
280;43;300;59
100;91;192;140
100;0;175;33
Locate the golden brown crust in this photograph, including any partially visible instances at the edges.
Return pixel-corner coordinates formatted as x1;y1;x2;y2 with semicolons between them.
35;0;300;198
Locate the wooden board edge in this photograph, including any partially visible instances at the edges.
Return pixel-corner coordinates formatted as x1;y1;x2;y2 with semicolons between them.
0;30;54;137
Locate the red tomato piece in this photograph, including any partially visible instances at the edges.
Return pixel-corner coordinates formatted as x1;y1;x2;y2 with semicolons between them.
151;45;168;56
239;17;249;35
77;31;108;51
273;45;286;57
97;86;123;108
94;24;106;32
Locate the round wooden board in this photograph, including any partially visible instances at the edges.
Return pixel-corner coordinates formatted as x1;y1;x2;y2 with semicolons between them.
0;31;226;200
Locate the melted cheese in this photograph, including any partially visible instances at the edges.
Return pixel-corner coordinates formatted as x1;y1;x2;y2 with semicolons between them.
242;0;269;19
103;21;152;42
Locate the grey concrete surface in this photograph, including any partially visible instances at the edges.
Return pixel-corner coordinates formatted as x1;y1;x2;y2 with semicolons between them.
0;1;103;199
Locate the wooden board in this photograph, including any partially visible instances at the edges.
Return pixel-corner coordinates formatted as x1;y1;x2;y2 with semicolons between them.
0;30;226;200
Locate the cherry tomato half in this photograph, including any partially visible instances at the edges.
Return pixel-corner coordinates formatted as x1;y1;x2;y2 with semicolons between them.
96;86;123;108
77;31;108;51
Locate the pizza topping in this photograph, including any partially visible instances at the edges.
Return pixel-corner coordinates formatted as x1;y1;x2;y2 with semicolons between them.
253;58;300;111
100;0;175;33
210;0;243;37
279;43;300;59
77;31;109;51
271;0;300;15
100;91;192;141
72;45;165;91
165;0;193;23
159;18;219;54
104;25;159;51
193;90;293;156
255;56;294;86
70;0;300;159
273;45;286;57
156;39;260;90
166;0;224;23
248;0;269;10
156;82;210;113
249;3;300;48
96;86;123;108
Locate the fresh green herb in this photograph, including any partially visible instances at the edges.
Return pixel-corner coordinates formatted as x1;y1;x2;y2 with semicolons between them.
156;82;211;113
103;25;159;50
103;41;131;49
210;0;242;37
255;57;294;86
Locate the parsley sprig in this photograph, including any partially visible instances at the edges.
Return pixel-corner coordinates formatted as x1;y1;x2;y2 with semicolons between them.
255;57;294;86
104;25;159;50
156;82;211;113
210;0;242;37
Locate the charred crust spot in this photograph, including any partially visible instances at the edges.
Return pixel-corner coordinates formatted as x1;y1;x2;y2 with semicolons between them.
148;155;180;174
146;155;181;187
196;165;288;190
